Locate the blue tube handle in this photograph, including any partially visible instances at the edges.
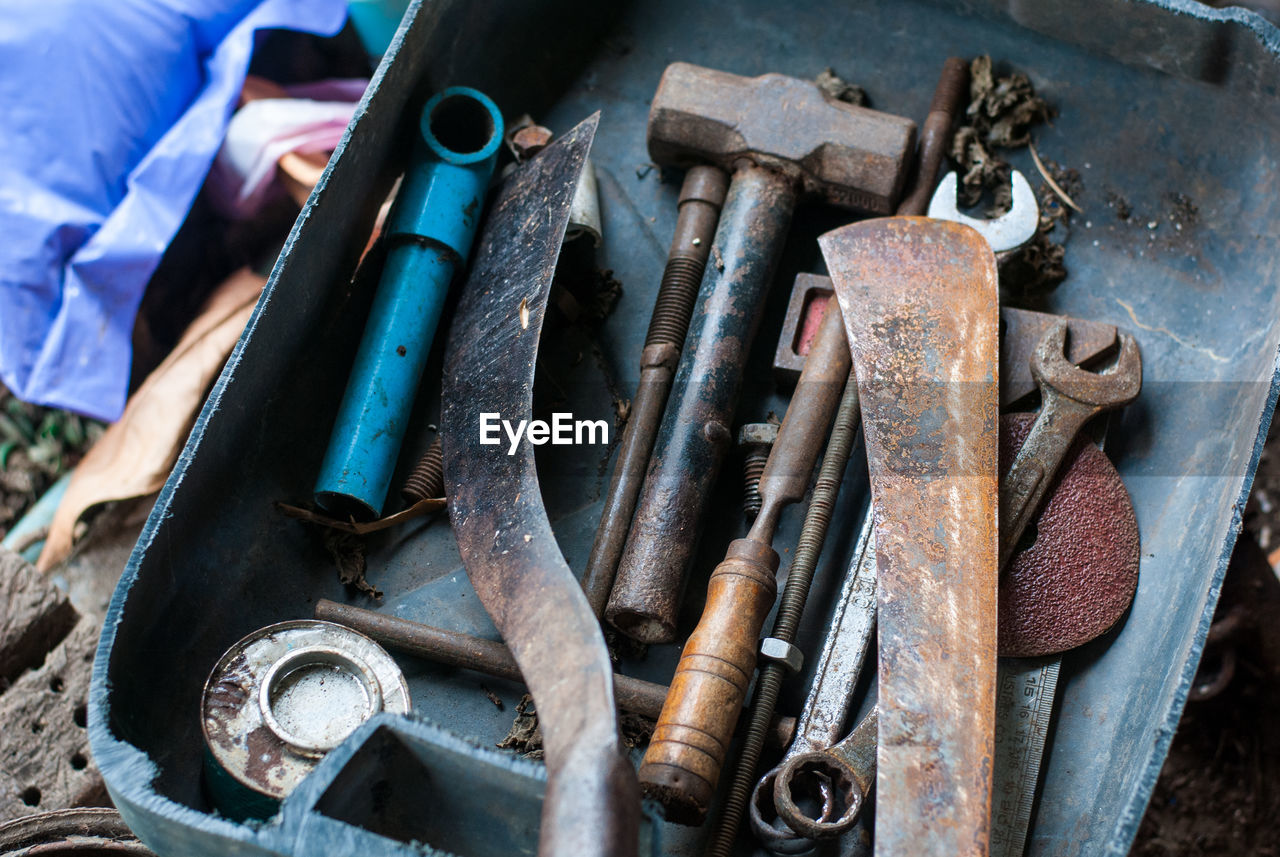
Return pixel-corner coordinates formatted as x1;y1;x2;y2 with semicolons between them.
315;87;504;518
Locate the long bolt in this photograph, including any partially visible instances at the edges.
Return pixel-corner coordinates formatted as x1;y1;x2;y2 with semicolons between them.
704;57;971;855
738;423;778;520
897;56;970;218
313;599;796;747
581;166;729;617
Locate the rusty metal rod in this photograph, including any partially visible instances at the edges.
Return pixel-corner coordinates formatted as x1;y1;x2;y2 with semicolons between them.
313;599;797;747
897;56;970;219
581;166;728;617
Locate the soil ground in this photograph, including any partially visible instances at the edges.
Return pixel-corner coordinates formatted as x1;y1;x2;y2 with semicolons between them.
1132;419;1280;856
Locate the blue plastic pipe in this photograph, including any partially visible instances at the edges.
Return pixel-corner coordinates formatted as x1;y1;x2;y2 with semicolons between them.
315;87;503;518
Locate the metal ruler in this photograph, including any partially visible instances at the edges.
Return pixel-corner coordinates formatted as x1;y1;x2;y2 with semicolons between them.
990;655;1062;857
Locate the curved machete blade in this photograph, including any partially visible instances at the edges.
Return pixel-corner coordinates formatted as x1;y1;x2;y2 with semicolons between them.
441;113;639;857
819;217;998;857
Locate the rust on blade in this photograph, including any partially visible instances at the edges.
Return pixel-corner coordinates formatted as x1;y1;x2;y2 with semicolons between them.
819;216;998;857
441;115;639;857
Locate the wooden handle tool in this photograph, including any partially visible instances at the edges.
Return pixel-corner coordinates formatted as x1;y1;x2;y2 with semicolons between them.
639;298;851;824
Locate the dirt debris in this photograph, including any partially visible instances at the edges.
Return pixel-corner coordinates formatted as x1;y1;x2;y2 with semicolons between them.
584;268;623;325
1105;190;1134;222
606;628;648;669
814;68;867;106
496;692;653;759
620;712;654;750
497;693;544;760
1167;192;1199;229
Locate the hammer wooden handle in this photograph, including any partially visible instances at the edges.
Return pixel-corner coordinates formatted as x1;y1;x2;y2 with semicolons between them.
639;538;779;824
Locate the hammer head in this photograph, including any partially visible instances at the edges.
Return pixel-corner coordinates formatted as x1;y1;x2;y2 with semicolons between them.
648;63;917;214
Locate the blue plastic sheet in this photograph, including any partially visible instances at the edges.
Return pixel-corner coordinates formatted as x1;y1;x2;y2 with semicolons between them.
0;0;349;421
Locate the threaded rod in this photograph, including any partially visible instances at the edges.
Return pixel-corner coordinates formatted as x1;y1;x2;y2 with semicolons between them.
705;374;861;857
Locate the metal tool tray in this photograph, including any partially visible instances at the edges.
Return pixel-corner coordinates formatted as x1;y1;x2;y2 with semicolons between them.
90;1;1280;855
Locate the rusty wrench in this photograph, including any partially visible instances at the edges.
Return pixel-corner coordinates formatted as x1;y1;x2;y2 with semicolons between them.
998;322;1142;570
772;705;879;841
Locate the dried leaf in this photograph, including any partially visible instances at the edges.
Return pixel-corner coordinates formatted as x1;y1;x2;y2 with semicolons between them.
37;269;266;571
323;529;380;597
813;68;866;106
497;693;544;759
481;684;505;710
952;55;1053;210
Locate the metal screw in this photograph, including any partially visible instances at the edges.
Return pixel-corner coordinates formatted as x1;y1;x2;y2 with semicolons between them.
401;437;444;503
738;423;778;520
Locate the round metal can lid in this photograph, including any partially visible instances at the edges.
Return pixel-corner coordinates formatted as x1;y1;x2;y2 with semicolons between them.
201;620;410;802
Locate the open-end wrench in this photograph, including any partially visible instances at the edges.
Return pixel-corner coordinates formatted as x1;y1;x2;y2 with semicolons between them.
998;322;1142;571
990;322;1142;857
928;170;1039;255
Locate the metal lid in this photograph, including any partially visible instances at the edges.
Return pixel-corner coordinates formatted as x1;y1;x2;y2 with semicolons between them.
201;620;410;802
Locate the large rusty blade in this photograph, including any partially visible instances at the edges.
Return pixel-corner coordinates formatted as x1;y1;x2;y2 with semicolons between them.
819;217;999;857
441;114;640;857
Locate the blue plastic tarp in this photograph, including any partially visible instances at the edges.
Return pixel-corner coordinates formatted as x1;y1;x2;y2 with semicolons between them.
0;0;349;421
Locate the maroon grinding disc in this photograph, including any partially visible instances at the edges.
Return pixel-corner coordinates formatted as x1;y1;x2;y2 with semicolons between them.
999;413;1141;657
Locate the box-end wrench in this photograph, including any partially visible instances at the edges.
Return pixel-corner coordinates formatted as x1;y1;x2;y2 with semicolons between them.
773;704;879;842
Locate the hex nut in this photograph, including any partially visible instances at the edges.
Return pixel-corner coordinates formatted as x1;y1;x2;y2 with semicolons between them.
759;637;804;674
